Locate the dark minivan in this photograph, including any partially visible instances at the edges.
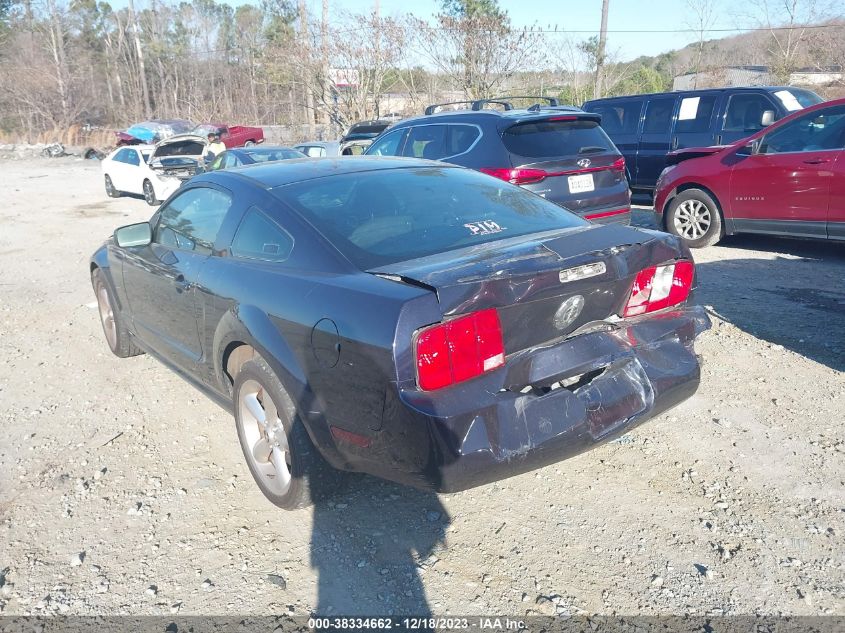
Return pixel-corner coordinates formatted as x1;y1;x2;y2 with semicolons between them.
583;87;822;194
365;97;631;224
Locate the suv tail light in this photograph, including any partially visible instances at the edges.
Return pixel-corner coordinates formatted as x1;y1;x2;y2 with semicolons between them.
479;167;547;185
610;156;626;173
623;261;694;317
415;308;505;391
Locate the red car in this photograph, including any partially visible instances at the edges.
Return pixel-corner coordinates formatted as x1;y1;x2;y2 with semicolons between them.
192;123;264;148
654;97;845;248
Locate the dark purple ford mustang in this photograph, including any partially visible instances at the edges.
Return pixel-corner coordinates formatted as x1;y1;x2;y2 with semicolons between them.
90;157;710;509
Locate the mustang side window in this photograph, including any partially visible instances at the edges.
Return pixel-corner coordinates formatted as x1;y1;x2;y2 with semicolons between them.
154;187;232;255
230;208;293;262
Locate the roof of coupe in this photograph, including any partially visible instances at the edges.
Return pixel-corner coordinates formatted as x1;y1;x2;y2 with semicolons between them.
191;155;447;189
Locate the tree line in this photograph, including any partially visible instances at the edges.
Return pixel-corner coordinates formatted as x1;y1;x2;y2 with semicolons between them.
0;0;841;140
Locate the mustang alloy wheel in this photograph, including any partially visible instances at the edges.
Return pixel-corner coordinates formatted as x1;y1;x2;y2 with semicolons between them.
91;268;143;358
238;378;293;497
666;188;723;248
233;358;336;509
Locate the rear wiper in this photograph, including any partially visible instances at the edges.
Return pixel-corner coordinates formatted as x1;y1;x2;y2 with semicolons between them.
578;146;607;154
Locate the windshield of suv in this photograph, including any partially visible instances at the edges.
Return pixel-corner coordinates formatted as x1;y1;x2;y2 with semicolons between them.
502;119;612;158
275;167;587;269
773;88;823;111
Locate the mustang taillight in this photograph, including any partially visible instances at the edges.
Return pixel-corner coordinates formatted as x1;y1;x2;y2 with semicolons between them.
623;261;694;317
414;308;505;391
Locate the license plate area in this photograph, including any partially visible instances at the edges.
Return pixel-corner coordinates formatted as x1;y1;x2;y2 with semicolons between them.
568;173;595;193
574;358;654;439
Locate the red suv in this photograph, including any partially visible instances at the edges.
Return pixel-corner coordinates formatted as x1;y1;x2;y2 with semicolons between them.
654;98;845;247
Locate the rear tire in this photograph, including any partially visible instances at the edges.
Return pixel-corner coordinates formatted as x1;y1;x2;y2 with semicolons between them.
91;268;143;358
244;140;255;147
104;174;120;198
233;358;337;509
142;179;159;206
665;188;723;248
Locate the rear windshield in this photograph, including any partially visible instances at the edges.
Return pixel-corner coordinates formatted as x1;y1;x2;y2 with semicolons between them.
274;167;587;269
503;119;612;158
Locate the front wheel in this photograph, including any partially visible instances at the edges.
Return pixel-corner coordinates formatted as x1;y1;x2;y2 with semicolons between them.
142;179;159;206
233;358;337;509
91;268;143;358
665;188;723;248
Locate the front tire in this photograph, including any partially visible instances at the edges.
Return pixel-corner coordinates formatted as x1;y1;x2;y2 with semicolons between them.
104;174;120;198
91;268;143;358
665;188;723;248
142;179;159;206
233;358;336;509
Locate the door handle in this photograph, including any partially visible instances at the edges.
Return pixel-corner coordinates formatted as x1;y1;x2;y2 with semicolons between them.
802;158;829;165
715;134;722;145
671;137;679;150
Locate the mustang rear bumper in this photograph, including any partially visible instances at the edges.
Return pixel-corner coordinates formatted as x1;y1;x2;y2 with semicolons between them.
373;306;710;493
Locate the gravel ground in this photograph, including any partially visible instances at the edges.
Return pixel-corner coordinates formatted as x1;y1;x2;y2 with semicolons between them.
0;157;842;618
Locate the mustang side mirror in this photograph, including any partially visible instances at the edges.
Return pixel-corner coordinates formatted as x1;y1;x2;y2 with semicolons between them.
114;222;152;247
761;110;775;127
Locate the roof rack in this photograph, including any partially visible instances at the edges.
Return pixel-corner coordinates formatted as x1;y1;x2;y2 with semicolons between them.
424;96;568;115
424;99;516;115
493;95;561;107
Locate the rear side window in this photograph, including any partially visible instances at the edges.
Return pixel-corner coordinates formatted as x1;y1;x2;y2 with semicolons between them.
643;97;677;133
675;95;717;133
125;150;140;166
231;208;293;262
502;119;611;158
592;101;642;134
276;167;587;269
724;94;775;132
402;124;480;160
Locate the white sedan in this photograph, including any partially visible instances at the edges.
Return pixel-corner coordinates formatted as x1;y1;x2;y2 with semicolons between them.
102;135;207;206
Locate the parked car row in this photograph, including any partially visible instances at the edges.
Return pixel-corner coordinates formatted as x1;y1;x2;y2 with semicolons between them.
584;86;822;192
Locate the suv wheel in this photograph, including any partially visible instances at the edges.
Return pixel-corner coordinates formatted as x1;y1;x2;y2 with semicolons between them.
233;358;337;509
666;189;723;248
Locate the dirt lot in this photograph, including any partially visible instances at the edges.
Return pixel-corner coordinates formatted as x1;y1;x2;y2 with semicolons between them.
0;157;843;618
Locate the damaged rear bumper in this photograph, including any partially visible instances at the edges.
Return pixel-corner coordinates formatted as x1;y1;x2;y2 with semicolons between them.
392;305;710;492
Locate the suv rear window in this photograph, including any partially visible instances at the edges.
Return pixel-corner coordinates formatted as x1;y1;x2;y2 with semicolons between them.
275;167;587;269
502;119;612;158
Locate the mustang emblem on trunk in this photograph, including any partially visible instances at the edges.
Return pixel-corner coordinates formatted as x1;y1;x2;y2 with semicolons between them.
577;158;592;168
554;295;585;330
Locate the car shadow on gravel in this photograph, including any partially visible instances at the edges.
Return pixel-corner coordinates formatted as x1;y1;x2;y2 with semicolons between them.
309;474;449;617
695;236;845;371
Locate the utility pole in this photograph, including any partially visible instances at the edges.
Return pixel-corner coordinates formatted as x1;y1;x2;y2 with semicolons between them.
594;0;609;99
299;0;315;135
322;0;330;129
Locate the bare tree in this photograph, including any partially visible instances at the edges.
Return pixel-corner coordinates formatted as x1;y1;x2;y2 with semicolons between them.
685;0;719;87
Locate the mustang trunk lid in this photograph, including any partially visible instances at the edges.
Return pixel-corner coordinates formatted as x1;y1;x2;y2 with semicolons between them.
370;225;688;354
